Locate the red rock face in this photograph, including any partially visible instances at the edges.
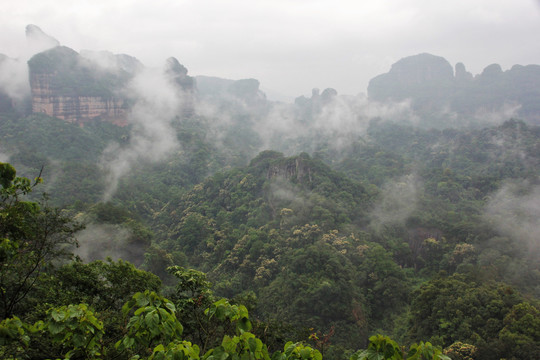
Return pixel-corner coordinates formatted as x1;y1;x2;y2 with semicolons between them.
30;73;128;126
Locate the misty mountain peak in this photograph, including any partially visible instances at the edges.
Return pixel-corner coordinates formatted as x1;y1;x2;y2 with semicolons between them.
25;24;60;54
80;50;143;74
368;53;454;103
164;57;195;93
455;62;473;82
479;63;503;80
389;53;454;84
165;57;188;76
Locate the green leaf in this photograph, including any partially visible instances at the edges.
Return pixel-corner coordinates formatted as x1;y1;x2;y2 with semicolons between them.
48;321;65;335
154;344;166;352
248;337;258;353
237;317;252;333
51;309;66;322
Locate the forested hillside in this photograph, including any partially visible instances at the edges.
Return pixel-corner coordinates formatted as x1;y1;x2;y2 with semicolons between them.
1;32;539;359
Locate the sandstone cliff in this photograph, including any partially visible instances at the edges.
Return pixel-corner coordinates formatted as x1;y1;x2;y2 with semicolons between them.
267;156;313;184
28;46;131;125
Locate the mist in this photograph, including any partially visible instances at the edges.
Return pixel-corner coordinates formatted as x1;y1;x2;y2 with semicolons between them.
483;181;540;254
248;93;419;158
369;174;422;232
99;64;185;201
0;25;59;104
75;223;139;264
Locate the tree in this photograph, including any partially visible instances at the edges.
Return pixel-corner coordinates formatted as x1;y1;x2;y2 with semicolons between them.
351;335;450;360
0;162;82;319
498;302;540;359
406;273;524;357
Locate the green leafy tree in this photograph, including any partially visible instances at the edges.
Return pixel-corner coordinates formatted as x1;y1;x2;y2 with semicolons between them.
116;290;183;357
498;302;540;359
0;162;82;319
351;335;404;360
351;335;449;360
40;303;104;359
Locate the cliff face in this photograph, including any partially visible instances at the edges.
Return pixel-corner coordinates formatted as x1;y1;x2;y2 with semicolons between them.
27;46;198;125
27;47;131;125
267;157;313;183
30;73;128;125
368;53;454;111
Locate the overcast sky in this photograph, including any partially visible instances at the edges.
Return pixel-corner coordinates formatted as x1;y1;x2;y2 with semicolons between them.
2;0;540;99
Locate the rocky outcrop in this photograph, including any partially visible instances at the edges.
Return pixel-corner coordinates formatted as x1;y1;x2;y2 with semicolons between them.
294;87;338;122
454;62;473;83
25;24;60;56
368;53;540;124
31;77;128;125
195;75;266;107
28;46;130;125
267;156;313;183
165;57;195;93
368;53;454;110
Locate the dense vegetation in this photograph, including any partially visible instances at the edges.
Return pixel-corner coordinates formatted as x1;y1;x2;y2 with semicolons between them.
1;57;539;358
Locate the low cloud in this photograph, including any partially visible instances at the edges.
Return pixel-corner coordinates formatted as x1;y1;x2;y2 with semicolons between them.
473;102;521;126
483;181;540;253
0;25;59;104
369;174;422;231
252;93;418;156
75;223;136;263
99;65;185;201
0;56;30;104
0;149;10;163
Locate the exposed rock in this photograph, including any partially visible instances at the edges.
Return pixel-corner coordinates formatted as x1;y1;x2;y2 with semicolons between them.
195;76;234;96
31;80;128;126
368;53;454;103
228;78;266;105
480;63;503;77
28;46;130;125
320;88;338;104
367;53;540;125
294;87;339;121
25;24;60;55
455;62;473;83
266;155;313;184
194;75;266;107
165;57;195;93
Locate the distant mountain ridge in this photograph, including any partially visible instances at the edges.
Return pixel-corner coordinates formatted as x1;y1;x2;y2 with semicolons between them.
368;53;540;124
1;26;540;126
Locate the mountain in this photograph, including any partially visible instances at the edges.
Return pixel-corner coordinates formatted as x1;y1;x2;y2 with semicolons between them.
28;46;132;125
368;53;540;125
1;26;540;359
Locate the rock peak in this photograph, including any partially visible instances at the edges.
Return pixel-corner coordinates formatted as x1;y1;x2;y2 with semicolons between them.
25;25;60;54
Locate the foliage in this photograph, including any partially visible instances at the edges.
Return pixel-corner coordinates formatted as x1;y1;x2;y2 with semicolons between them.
351;335;450;360
41;303;104;359
0;162;82;319
406;273;539;358
1;85;540;359
117;291;183;355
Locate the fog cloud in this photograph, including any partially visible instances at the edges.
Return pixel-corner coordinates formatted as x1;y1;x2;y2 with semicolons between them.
75;223;134;262
252;93;418;157
473;102;522;126
0;25;59;103
370;174;422;231
0;150;10;163
484;181;540;253
99;65;185;201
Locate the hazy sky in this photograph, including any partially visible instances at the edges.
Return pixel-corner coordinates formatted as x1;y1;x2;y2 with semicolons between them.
2;0;540;99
